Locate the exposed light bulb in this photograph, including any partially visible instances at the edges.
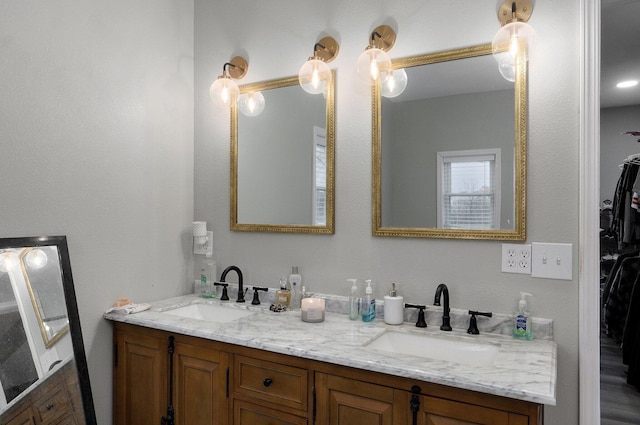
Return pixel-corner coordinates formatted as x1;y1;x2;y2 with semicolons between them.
356;48;391;86
238;91;265;117
26;249;48;269
209;77;239;108
492;21;536;65
0;251;19;273
298;58;332;95
382;68;408;98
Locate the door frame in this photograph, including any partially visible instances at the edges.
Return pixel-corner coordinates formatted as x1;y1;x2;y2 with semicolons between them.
579;0;601;423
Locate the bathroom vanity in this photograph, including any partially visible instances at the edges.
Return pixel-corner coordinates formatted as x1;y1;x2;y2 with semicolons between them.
106;295;556;425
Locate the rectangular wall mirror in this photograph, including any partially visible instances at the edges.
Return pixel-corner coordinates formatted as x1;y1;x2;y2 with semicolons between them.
231;73;335;234
0;236;96;425
372;44;527;240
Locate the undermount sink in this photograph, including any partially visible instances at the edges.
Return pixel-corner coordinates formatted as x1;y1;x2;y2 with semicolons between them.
162;303;255;323
365;330;500;367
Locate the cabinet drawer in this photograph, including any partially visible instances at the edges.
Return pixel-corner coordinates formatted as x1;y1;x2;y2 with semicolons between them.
234;399;307;425
234;355;308;411
34;383;72;423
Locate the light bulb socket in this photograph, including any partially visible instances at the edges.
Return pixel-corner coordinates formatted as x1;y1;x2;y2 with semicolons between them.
369;25;396;52
226;56;249;79
312;36;340;63
497;0;533;26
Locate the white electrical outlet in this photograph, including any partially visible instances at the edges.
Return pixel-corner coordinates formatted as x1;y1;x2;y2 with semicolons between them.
501;243;532;274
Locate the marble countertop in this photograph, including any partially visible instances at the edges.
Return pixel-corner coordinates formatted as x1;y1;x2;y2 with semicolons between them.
104;294;556;405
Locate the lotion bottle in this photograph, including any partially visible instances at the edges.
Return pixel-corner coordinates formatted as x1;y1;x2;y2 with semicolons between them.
347;279;359;320
289;267;302;309
361;280;376;322
513;292;533;340
383;282;404;325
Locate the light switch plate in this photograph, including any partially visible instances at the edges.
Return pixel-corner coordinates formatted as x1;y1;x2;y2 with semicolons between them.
531;242;573;280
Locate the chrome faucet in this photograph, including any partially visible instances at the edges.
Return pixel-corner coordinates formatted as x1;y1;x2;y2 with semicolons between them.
433;283;452;331
220;265;245;303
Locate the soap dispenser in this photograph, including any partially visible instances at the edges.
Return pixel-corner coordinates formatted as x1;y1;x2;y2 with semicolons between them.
383;282;404;325
513;292;533;340
347;279;360;320
361;280;376;322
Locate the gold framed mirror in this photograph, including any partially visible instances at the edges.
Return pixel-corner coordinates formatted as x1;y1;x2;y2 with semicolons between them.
372;44;527;240
231;73;335;234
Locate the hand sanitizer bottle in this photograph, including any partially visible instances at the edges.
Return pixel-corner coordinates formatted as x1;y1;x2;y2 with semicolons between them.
513;292;533;340
361;280;376;322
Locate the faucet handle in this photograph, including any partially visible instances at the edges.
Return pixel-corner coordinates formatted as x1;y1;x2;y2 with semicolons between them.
467;310;492;335
405;303;427;328
214;282;229;300
251;287;268;305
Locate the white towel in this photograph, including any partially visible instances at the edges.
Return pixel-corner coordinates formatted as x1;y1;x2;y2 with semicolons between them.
105;303;151;314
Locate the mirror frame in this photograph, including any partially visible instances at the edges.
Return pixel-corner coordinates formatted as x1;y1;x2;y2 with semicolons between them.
372;43;527;240
230;73;336;234
19;247;70;348
0;236;97;425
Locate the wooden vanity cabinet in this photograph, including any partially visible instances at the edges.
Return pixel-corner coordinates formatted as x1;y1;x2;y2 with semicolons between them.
113;323;543;425
314;367;543;425
113;323;229;425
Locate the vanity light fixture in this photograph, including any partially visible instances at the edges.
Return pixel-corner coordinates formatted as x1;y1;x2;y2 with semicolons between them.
25;248;48;269
238;91;265;116
492;0;536;82
381;68;408;98
356;25;397;85
0;250;20;273
209;56;249;108
298;36;340;95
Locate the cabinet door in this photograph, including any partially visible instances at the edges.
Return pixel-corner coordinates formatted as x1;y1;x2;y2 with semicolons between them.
173;339;230;425
396;391;524;425
4;408;36;425
315;373;394;425
114;326;168;425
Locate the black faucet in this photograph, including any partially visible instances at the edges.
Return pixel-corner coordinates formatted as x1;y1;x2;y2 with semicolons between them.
220;265;245;303
433;283;452;331
467;310;493;335
251;287;268;305
405;303;427;328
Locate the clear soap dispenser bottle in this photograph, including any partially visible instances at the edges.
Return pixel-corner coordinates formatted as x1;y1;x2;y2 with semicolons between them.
513;292;533;340
361;280;376;322
347;279;359;320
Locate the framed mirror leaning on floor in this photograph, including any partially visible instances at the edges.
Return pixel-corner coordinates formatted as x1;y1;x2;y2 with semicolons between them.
0;236;96;425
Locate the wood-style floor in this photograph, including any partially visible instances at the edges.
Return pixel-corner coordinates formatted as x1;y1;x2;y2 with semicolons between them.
601;331;640;424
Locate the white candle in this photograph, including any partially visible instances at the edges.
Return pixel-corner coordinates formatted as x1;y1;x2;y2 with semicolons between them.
301;297;325;322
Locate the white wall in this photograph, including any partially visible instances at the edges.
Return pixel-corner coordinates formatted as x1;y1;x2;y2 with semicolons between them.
0;1;194;424
600;105;640;203
195;0;580;424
